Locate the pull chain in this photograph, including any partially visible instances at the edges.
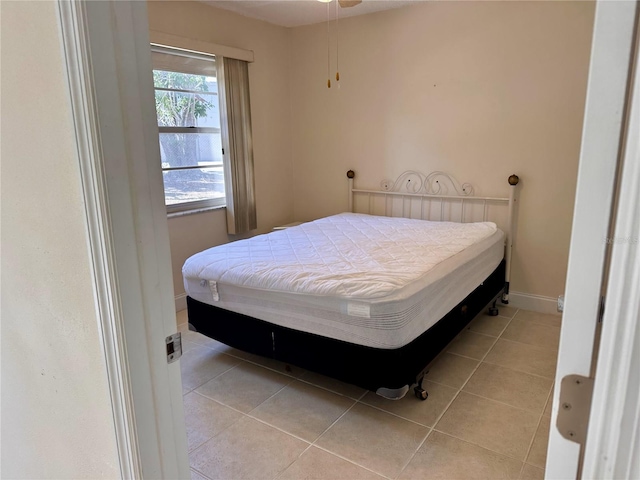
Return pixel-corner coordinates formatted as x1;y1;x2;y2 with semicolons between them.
335;0;340;83
327;1;331;88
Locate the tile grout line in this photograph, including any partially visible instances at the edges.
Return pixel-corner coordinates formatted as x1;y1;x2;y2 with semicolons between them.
446;310;512;391
429;390;551;467
183;346;375;478
192;351;307;404
309;389;367;445
392;427;435;480
355;399;440;429
271;443;316;480
186;417;238;458
295;376;366;401
181;333;226;351
190;370;424;477
428;309;554;467
490;335;560;353
186;390;270;453
191;390;315;447
458;390;551;416
518;384;554;478
393;309;519;479
191;465;214;480
272;444;312;480
481;358;556;381
190;377;303;440
474;327;559;381
461;329;505;339
193;372;437;478
310;444;394;480
507;319;563;329
477;315;562;380
510;309;563;328
407;307;559;473
245;411;311;445
416;310;520;465
433;309;537;466
185;307;563;479
432;429;532;464
306;371;548;437
244;373;299;414
429;426;532;465
298;390;401;480
182;354;245;394
189;388;317;480
459;308;514;385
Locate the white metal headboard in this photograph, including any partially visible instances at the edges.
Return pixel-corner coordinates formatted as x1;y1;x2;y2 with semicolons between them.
346;170;520;303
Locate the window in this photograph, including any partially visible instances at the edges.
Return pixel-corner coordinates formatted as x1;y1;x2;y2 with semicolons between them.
152;48;225;212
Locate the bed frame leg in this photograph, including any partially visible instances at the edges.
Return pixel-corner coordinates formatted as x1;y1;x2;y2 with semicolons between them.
413;376;428;401
501;281;510;304
488;299;499;316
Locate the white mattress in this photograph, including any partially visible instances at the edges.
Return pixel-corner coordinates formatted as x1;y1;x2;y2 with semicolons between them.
183;213;505;349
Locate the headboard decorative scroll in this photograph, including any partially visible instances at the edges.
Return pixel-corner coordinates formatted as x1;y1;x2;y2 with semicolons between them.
380;171;474;197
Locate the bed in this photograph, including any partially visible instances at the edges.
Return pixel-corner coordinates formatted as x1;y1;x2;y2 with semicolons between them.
183;170;519;400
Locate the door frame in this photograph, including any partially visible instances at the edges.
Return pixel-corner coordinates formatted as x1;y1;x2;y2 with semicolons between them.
56;1;189;478
546;1;639;478
582;15;640;478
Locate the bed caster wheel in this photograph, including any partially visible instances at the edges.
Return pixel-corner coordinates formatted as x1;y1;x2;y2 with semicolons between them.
414;386;428;401
488;307;499;316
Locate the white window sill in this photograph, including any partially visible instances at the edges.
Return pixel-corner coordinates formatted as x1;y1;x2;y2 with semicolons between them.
167;205;226;219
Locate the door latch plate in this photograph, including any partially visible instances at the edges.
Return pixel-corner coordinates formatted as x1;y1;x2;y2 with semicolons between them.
166;332;182;364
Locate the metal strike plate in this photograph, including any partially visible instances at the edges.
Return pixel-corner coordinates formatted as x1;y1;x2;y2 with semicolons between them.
166;332;182;364
556;374;594;445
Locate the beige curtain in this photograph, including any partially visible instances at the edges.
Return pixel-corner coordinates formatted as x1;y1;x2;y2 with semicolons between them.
217;57;257;234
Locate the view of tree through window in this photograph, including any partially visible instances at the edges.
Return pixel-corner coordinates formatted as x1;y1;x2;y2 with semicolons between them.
153;69;225;208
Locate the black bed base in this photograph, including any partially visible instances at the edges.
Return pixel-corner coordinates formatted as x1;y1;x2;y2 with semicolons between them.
187;260;506;396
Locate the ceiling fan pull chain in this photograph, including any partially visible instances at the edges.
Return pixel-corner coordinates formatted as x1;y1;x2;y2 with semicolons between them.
335;0;340;83
327;1;331;88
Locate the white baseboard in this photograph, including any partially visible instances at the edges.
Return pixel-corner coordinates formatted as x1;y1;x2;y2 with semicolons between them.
508;291;561;315
174;293;187;313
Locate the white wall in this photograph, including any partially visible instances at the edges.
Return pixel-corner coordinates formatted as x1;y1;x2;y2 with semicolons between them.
150;1;594;305
0;2;120;478
168;208;230;310
147;1;294;304
290;1;595;299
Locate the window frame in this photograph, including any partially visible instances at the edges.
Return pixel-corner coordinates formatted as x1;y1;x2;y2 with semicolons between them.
151;49;226;214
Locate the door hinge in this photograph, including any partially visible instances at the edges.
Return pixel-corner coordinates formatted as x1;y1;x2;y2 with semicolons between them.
556;374;594;445
166;332;182;364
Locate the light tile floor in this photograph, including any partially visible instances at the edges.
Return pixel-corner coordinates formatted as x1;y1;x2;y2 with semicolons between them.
176;306;560;480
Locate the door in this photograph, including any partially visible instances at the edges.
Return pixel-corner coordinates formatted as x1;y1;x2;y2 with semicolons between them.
546;1;639;478
57;1;190;477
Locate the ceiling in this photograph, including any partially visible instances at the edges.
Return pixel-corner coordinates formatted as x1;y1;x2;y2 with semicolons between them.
200;0;421;28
